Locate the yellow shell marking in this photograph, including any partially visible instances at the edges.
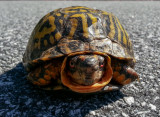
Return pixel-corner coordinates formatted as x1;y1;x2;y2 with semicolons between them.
87;13;99;37
116;16;127;46
123;27;132;48
102;11;109;15
55;32;62;40
114;16;122;42
64;14;68;18
108;14;115;39
48;16;56;33
59;19;63;25
80;9;88;12
49;35;54;44
71;14;89;38
42;13;51;23
68;18;78;37
34;15;63;49
64;10;77;13
56;13;61;16
33;16;56;49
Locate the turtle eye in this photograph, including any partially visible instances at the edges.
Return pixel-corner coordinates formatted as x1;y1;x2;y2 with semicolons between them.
100;62;104;68
69;61;75;68
98;56;105;68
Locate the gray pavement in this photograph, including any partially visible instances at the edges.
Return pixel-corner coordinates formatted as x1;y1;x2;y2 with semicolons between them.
0;1;160;117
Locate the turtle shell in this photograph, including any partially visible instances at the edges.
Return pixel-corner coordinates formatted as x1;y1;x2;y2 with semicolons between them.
23;6;135;72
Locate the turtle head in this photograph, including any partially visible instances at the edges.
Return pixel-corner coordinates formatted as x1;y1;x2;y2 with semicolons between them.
61;53;113;93
67;55;106;86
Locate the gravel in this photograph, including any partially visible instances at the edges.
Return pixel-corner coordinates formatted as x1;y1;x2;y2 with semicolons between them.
0;1;160;117
123;96;134;106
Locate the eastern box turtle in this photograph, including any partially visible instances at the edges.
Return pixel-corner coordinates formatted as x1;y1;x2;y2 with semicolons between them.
23;6;139;93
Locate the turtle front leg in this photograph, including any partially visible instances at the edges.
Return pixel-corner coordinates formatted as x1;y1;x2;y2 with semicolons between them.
27;63;53;86
27;61;61;86
27;58;65;90
112;64;139;85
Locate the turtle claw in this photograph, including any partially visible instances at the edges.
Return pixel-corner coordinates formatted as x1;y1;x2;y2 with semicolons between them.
102;84;122;92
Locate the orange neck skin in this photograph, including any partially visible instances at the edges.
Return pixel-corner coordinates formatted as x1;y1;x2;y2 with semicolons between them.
61;52;113;93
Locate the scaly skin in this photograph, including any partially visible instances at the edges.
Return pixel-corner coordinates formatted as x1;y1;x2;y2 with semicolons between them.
111;58;139;85
27;58;64;90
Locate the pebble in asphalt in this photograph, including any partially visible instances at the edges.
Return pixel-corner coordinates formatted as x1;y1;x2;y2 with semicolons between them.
0;1;160;117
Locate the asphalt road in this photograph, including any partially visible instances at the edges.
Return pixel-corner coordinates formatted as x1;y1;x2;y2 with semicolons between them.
0;1;160;117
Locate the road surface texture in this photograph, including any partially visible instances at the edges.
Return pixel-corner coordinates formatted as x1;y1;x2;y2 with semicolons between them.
0;1;160;117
